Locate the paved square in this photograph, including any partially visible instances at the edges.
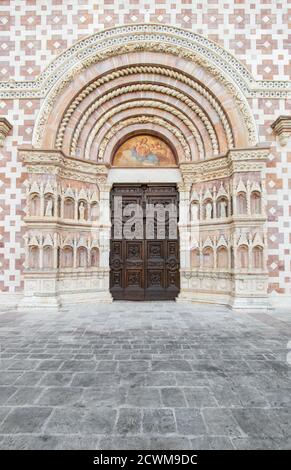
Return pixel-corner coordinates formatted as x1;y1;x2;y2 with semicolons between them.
0;302;290;450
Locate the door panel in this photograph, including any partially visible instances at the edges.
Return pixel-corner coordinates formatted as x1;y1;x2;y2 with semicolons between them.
110;184;179;300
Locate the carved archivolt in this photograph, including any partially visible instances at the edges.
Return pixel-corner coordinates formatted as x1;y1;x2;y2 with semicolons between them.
68;83;219;158
84;100;205;160
56;65;233;152
97;115;191;162
31;39;260;148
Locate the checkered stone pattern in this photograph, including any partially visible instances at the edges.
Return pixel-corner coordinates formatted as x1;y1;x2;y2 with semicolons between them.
249;95;291;297
0;98;39;292
0;1;290;297
0;0;290;81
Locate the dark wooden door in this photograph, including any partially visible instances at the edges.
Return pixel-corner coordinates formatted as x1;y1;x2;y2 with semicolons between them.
110;184;180;300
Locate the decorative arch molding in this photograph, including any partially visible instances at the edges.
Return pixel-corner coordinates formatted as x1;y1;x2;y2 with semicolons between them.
68;83;221;158
23;26;264;149
56;65;232;154
84;99;205;160
68;83;219;157
98;116;191;163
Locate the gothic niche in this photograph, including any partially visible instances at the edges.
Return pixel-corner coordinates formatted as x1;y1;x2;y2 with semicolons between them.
202;247;214;268
28;246;39;269
191;248;200;268
238;245;249;269
90;202;99;221
64;198;74;219
252;245;263;269
217;246;228;269
43;246;53;269
204;200;213;220
78;246;87;267
78;201;87;221
190;202;199;221
61;246;73;268
90;247;99;267
44;195;54;217
251;191;261;215
237;193;247;215
30;193;40;217
217;197;228;218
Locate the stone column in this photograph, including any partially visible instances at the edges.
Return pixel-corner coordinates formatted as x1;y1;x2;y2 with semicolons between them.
98;178;113;301
246;180;251;216
213;246;217;269
176;179;193;302
39;245;43;269
73;241;77;269
40;187;45;217
60;196;64;219
53;194;58;218
74;199;79;221
53;234;58;269
177;181;192;270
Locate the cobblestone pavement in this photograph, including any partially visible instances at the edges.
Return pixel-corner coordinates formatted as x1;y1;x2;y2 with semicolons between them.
0;302;291;450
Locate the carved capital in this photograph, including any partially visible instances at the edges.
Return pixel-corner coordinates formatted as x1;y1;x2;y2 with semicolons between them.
271;116;291;146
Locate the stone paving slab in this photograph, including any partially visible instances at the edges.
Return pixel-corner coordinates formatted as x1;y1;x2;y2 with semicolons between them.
0;302;290;449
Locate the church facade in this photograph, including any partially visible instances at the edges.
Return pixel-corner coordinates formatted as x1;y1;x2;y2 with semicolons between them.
0;2;290;310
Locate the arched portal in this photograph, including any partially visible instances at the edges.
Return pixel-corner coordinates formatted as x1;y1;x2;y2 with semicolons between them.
20;25;269;310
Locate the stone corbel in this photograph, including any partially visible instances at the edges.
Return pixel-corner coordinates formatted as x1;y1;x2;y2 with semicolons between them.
271;116;291;146
0;117;12;146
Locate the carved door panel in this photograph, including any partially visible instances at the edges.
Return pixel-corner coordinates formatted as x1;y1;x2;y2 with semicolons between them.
110;184;179;300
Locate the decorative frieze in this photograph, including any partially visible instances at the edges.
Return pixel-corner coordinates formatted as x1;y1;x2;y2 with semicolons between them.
180;146;269;183
20;148;108;183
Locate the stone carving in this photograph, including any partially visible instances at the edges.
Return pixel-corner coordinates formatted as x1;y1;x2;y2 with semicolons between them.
180;147;269;183
191;203;199;221
0;117;12;146
271;115;291;146
69;84;219;158
83;99;206;160
220;199;227;218
45;198;53;217
189;230;265;271
20;149;108;184
205;202;212;219
79;202;85;221
97;115;192;162
29;30;262;147
25;231;100;271
55;65;233;154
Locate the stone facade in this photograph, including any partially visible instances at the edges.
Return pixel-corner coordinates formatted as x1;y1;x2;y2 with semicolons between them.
0;2;291;309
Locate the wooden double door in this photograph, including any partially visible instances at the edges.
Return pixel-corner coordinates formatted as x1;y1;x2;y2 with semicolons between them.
110;184;180;300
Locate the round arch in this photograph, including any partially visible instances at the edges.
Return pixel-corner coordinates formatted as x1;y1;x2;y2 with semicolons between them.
32;25;258;155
